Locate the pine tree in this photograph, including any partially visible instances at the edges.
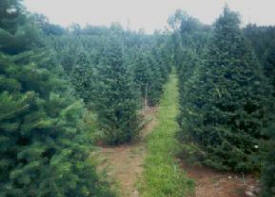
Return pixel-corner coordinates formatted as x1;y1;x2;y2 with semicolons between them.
93;36;140;144
178;7;273;172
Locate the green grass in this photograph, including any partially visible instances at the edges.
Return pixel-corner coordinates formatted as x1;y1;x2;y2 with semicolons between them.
139;72;194;197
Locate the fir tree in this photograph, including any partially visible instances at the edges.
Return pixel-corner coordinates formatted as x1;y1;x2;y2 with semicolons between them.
178;7;273;172
0;1;114;196
0;0;41;54
93;36;140;144
264;42;275;94
261;122;275;197
0;51;114;197
132;49;164;107
71;50;94;104
132;50;152;107
146;50;163;106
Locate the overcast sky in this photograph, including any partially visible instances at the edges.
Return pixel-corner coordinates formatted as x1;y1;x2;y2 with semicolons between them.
23;0;275;33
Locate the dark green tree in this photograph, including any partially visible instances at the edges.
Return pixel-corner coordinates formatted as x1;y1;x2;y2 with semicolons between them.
178;7;273;172
243;24;275;66
261;122;275;197
132;46;168;107
92;36;140;144
0;1;114;196
146;49;163;106
0;0;41;54
132;50;152;107
264;42;275;94
70;50;95;104
0;50;114;197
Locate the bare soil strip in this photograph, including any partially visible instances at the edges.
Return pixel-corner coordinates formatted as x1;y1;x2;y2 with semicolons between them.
181;161;257;197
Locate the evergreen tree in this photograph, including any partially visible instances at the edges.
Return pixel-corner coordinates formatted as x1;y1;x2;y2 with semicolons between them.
178;7;273;172
132;50;152;107
146;49;163;106
243;25;275;95
264;42;275;94
70;50;94;104
261;122;275;197
132;49;164;107
48;35;97;106
0;50;114;197
0;1;114;196
93;36;140;144
243;25;275;66
0;0;24;34
0;0;41;54
152;33;172;83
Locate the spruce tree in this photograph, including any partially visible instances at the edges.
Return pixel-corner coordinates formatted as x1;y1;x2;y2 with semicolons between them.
179;7;272;172
93;36;140;144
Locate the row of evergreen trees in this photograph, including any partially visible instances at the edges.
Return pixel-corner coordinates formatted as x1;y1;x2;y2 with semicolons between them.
0;0;172;195
44;23;172;144
174;7;274;196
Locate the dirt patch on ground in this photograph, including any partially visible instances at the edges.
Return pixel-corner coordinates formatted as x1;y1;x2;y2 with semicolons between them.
181;162;257;197
95;106;158;197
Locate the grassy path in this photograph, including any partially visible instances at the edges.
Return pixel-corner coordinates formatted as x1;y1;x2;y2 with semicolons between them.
139;73;193;197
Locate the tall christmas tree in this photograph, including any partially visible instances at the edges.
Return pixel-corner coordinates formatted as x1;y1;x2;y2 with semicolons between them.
261;122;275;197
179;7;272;172
93;36;140;144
